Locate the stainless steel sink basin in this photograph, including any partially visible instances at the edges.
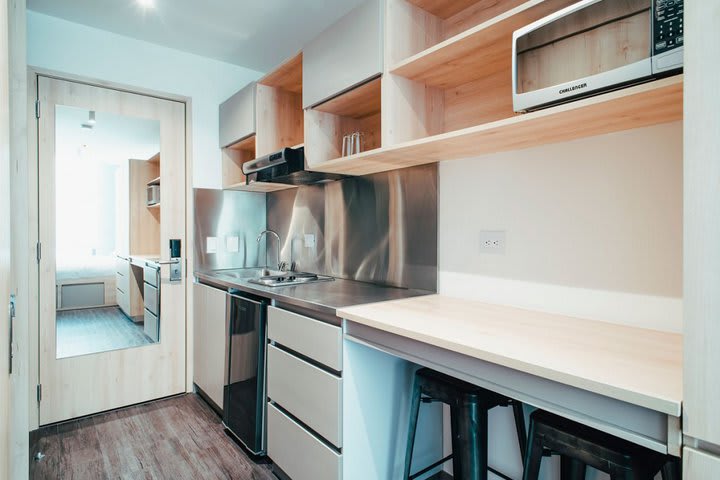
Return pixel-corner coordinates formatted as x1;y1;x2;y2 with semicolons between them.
248;271;334;287
216;268;285;279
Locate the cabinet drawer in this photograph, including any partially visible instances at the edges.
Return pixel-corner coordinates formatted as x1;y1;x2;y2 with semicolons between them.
219;82;256;148
116;288;130;316
268;345;342;448
268;403;341;480
303;0;382;108
116;257;130;276
268;306;342;371
116;272;129;294
144;283;158;316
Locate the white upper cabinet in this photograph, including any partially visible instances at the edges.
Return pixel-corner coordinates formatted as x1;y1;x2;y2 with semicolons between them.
302;0;383;109
219;82;256;148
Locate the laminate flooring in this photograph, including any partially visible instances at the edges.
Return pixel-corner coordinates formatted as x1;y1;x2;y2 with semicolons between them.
30;394;275;480
56;306;153;358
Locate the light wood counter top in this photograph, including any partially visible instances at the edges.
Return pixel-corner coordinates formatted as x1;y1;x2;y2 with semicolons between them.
338;295;682;416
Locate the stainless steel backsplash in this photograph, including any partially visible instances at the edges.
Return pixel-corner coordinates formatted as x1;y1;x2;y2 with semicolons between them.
267;164;437;291
194;189;267;272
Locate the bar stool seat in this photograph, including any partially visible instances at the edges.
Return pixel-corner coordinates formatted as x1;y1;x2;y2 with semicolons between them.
404;368;527;480
523;410;680;480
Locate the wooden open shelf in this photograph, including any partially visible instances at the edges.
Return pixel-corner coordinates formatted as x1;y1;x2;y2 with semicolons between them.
147;203;161;209
225;182;298;193
384;0;591;145
391;0;576;89
147;176;160;186
310;76;683;175
259;51;303;94
222;52;304;193
305;77;382;166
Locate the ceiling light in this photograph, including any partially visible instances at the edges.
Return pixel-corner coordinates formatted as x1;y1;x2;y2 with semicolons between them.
136;0;155;9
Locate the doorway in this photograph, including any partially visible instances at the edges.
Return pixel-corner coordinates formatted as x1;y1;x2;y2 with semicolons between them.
35;75;188;425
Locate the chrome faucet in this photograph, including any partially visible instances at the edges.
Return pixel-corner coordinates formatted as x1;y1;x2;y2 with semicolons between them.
257;229;284;271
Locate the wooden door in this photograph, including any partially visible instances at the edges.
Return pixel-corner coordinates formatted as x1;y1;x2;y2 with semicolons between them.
0;0;12;474
37;76;187;425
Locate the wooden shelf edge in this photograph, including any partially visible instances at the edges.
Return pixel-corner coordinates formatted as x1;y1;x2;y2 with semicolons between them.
147;176;160;186
310;76;683;176
227;134;256;152
258;51;303;94
224;182;298;193
147;203;161;209
390;0;571;86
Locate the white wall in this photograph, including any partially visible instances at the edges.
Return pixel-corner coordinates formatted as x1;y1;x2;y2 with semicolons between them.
26;11;263;188
438;122;683;480
439;121;683;332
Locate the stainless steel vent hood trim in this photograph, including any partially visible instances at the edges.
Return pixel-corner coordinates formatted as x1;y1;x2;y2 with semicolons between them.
243;147;351;186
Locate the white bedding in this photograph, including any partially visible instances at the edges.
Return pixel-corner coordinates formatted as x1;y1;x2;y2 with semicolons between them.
56;254;117;281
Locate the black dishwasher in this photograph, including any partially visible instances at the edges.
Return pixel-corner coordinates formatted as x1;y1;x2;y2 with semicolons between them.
223;290;268;455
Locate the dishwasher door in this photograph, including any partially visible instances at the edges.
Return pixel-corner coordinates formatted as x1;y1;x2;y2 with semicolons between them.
223;292;268;455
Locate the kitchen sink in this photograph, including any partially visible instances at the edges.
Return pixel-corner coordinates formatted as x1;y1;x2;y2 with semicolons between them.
216;268;285;280
248;271;334;287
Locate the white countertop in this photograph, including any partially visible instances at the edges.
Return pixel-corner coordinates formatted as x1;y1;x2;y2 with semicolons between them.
338;294;682;416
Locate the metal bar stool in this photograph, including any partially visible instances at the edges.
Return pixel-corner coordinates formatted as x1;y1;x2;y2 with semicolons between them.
523;410;681;480
403;368;527;480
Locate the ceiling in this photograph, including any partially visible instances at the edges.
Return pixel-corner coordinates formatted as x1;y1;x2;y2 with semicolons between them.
27;0;365;72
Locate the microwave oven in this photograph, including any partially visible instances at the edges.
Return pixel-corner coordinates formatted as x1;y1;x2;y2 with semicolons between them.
512;0;683;112
147;184;160;206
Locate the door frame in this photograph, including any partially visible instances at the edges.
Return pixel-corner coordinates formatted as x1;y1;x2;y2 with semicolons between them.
27;67;195;429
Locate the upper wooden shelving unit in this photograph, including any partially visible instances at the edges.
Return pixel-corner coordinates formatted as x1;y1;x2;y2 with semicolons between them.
310;76;683;176
221;52;304;193
304;76;383;166
391;0;577;89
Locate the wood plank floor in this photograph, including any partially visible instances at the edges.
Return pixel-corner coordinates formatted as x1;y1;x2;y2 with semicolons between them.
30;394;275;480
56;306;153;358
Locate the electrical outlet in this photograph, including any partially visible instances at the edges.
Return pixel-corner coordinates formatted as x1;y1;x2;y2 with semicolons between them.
304;234;316;248
226;236;239;253
479;231;506;254
206;237;218;254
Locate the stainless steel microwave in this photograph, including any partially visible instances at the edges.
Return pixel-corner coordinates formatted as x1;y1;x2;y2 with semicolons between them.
512;0;683;112
147;184;160;206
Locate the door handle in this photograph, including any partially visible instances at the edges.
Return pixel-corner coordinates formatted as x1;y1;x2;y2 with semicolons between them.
9;294;16;375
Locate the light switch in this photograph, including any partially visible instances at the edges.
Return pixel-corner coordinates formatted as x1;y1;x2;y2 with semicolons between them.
304;234;316;248
226;236;239;253
206;237;218;254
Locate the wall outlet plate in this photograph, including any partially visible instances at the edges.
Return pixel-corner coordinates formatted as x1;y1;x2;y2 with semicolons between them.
479;231;506;254
304;234;316;248
206;236;218;254
226;236;239;253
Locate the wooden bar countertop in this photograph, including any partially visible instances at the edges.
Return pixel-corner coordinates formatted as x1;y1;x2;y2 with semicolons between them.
338;295;682;416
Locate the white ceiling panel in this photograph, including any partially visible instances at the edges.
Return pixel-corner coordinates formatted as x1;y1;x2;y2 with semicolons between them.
28;0;365;72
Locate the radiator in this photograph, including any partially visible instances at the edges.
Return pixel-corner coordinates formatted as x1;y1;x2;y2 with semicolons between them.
59;282;106;310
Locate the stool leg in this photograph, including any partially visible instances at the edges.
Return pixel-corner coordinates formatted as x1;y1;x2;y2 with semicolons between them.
661;457;681;480
522;422;543;480
512;401;528;461
403;379;423;480
451;399;488;480
560;456;586;480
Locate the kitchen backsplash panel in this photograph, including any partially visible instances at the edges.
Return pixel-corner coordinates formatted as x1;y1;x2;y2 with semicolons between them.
267;164;437;292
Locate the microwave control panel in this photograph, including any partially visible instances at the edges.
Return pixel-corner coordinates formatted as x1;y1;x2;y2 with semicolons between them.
653;0;684;55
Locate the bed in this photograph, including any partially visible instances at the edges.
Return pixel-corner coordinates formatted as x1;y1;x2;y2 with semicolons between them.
56;254;118;310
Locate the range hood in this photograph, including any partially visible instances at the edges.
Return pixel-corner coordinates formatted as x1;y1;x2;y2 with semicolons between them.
242;147;349;186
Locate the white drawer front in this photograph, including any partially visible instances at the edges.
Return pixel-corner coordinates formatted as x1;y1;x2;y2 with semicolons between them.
116;288;130;316
116;272;129;294
268;403;341;480
268;345;342;448
268;306;342;371
116;257;130;276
